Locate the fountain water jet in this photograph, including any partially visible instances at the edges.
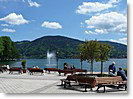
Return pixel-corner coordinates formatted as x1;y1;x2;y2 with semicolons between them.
46;50;57;67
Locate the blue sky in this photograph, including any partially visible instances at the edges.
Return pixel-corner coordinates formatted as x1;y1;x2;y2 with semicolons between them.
0;0;127;45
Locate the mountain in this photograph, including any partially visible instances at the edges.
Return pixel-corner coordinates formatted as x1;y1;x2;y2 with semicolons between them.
15;36;127;59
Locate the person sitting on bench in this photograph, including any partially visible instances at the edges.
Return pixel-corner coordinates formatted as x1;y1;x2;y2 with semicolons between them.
64;63;68;70
117;67;127;81
109;62;116;74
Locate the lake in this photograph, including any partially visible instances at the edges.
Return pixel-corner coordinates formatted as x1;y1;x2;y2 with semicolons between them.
0;58;127;72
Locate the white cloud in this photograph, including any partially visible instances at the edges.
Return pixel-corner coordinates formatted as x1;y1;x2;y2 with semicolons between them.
108;0;120;4
28;0;40;7
0;13;29;25
110;37;127;45
1;24;9;27
95;29;108;34
75;1;119;14
85;12;127;34
80;22;85;28
2;28;16;32
85;30;97;35
41;21;62;29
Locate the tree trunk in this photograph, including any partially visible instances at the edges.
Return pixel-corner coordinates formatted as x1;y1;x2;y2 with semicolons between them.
91;60;93;74
101;61;103;77
81;60;83;70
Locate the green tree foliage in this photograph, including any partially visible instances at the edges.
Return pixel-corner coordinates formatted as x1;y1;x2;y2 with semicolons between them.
79;41;112;75
96;43;112;76
15;36;127;59
78;40;99;74
0;38;4;58
123;68;127;76
21;60;26;69
0;36;20;61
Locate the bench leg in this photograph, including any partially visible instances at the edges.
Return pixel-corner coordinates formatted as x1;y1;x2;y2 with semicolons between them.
68;82;71;87
64;82;66;88
117;85;120;89
96;85;101;92
90;87;93;91
84;85;87;92
96;85;106;92
125;84;127;90
61;81;63;86
103;86;106;93
58;72;61;76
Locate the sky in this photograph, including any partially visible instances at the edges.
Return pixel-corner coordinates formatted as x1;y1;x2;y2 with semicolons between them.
0;0;127;45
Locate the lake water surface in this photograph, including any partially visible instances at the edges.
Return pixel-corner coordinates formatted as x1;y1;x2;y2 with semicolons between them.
0;58;127;72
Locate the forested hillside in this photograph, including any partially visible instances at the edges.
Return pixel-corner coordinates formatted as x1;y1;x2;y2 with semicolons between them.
15;36;127;59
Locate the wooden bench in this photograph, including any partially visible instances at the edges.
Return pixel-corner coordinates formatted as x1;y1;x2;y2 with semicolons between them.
28;68;44;75
76;76;96;92
62;75;96;92
0;68;3;73
62;75;127;92
73;69;87;73
44;68;59;73
9;68;22;74
95;76;127;92
58;70;75;76
0;67;8;73
1;67;8;72
60;74;77;87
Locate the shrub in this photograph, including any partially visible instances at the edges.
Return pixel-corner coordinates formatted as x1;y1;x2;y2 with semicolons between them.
21;60;26;69
123;68;127;76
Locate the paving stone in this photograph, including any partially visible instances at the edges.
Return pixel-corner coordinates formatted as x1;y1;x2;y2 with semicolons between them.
0;72;127;93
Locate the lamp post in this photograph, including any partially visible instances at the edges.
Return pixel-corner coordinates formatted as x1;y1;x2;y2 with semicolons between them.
80;53;83;70
56;51;59;69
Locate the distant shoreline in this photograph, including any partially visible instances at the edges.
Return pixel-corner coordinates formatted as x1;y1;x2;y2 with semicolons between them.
0;58;127;62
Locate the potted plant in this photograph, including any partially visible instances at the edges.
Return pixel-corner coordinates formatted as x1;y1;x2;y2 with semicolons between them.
21;60;26;73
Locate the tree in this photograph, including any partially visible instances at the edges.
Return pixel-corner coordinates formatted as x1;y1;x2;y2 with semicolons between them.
10;42;20;60
96;43;112;76
0;38;4;59
78;40;99;74
0;36;20;61
0;36;12;60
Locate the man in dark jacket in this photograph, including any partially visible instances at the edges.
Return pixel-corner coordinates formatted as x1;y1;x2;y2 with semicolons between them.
117;67;127;81
109;62;116;74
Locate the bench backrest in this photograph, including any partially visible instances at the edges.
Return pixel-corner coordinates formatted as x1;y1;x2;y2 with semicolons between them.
45;68;59;71
74;69;87;72
76;76;96;88
66;74;77;81
9;68;22;71
96;76;123;84
58;70;74;73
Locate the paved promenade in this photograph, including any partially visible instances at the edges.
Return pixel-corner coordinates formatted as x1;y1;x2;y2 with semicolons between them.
0;72;127;93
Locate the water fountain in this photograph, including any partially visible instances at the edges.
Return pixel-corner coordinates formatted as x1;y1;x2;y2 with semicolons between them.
45;50;57;67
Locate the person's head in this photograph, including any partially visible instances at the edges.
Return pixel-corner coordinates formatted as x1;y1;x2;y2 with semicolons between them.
119;67;122;70
112;62;115;65
64;63;68;66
